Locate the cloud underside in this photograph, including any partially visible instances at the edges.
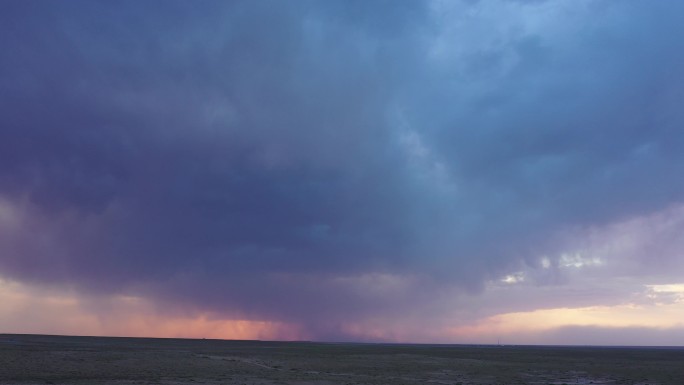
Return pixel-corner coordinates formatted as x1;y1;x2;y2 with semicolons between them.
1;0;684;342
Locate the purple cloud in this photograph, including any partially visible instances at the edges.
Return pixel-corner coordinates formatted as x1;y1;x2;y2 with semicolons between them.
1;0;684;341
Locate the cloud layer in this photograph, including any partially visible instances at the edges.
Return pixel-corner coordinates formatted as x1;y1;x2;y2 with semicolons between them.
1;0;684;342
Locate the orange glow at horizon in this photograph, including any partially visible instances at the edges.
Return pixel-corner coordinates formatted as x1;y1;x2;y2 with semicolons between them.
3;277;684;344
0;278;303;341
443;301;684;345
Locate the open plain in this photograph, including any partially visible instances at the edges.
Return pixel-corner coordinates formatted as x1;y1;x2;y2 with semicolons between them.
1;334;682;385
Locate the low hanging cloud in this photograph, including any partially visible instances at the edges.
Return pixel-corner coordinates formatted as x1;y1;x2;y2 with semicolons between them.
1;0;684;341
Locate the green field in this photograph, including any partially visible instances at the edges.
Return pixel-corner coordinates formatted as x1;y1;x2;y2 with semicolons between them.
1;334;682;384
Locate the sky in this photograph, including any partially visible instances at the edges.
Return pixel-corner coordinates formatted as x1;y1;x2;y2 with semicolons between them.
1;0;684;346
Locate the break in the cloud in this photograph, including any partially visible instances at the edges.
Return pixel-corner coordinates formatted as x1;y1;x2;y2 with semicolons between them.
1;0;684;343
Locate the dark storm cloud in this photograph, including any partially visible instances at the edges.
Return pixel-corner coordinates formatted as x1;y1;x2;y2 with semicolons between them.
0;0;434;316
403;0;684;271
1;0;684;337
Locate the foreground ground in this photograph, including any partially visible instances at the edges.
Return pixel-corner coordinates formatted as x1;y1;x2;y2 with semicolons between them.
1;334;682;385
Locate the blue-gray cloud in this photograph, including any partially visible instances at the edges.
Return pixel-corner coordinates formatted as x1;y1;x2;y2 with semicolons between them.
1;0;683;339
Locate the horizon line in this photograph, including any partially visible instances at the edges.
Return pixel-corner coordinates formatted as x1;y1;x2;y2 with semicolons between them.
2;332;682;349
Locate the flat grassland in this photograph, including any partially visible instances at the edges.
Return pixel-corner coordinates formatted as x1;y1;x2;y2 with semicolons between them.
1;334;682;385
